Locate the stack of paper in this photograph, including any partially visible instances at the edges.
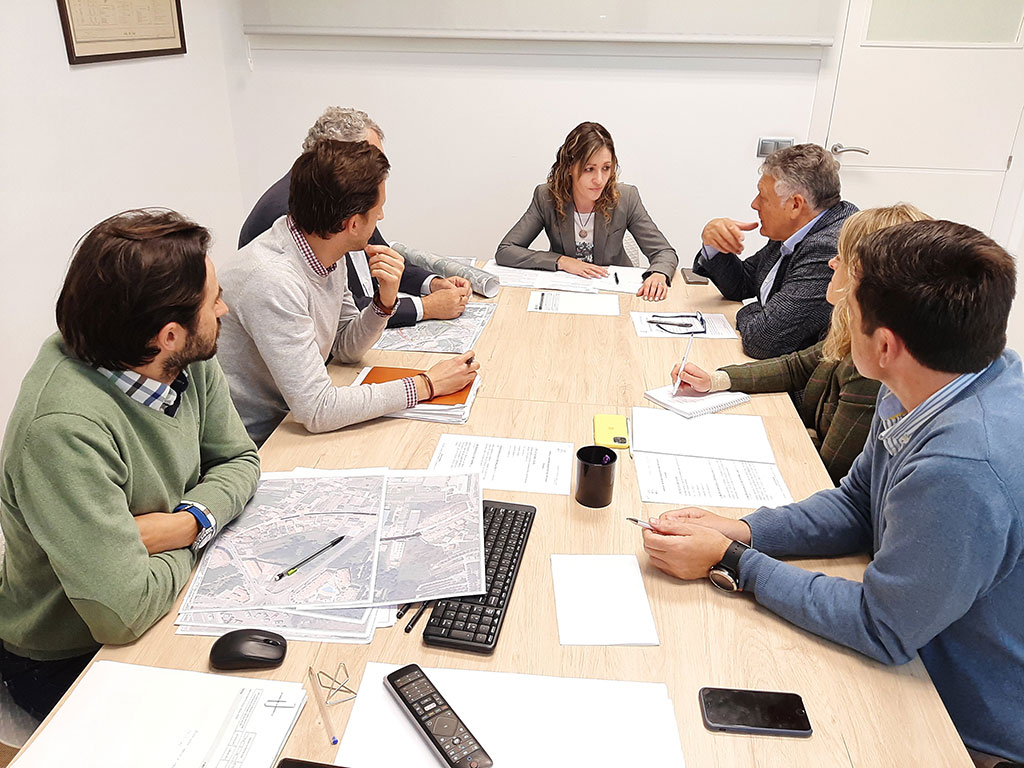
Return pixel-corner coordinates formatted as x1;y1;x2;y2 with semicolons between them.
352;365;481;424
13;661;305;768
176;468;486;643
482;260;649;295
645;383;750;418
335;662;686;767
630;406;793;508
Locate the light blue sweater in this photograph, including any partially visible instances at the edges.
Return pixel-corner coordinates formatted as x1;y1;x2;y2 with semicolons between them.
739;350;1024;761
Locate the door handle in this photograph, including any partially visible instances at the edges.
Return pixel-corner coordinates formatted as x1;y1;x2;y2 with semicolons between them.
830;143;870;156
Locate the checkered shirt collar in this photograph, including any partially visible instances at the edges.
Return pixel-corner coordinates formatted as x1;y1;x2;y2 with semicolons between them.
287;215;336;277
876;365;989;456
96;367;190;416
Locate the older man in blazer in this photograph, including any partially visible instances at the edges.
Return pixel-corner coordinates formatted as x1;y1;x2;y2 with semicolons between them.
695;143;858;359
238;107;471;328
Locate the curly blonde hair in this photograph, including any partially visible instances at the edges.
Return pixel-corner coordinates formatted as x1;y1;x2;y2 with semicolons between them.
547;122;620;223
821;203;931;361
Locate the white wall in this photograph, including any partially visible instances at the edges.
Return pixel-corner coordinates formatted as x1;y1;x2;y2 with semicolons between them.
0;0;244;437
220;38;819;262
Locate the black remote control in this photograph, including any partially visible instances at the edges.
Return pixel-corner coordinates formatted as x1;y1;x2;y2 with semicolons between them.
384;664;493;768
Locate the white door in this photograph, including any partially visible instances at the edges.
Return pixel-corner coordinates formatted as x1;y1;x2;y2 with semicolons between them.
824;0;1024;233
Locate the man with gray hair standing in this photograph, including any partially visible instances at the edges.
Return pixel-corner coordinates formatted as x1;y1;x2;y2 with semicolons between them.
694;143;858;359
238;107;471;327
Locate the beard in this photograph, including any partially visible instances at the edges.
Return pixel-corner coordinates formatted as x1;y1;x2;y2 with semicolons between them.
162;320;220;379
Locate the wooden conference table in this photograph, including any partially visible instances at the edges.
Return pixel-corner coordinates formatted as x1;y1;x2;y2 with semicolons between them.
71;273;970;766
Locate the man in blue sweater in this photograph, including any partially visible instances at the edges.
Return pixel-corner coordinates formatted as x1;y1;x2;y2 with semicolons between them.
644;219;1022;765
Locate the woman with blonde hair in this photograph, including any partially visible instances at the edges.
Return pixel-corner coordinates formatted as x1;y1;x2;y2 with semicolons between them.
674;203;930;485
495;121;678;301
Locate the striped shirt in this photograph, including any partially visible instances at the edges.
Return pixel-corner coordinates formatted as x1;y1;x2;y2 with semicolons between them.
877;366;989;456
96;367;189;416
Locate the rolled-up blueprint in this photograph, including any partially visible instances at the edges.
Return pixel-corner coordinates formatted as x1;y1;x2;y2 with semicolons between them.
391;242;500;298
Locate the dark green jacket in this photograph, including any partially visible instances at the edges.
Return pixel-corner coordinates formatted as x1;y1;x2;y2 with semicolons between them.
722;340;880;485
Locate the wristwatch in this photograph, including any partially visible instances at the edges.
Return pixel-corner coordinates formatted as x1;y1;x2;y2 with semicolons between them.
708;540;750;593
174;501;217;553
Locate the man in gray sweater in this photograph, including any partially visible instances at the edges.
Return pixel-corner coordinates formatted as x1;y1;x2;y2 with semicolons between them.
218;140;479;445
645;220;1023;765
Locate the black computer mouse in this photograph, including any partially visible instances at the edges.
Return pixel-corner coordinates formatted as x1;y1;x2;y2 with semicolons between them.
209;628;287;670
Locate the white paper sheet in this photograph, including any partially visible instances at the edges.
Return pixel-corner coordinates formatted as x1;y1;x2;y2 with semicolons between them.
335;663;686;768
429;434;573;495
550;554;660;646
630;406;777;464
481;259;600;292
634;452;793;508
13;661;305;768
528;290;620;315
630;311;738;339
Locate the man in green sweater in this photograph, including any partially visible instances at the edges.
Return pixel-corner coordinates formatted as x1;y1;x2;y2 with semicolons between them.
0;210;260;719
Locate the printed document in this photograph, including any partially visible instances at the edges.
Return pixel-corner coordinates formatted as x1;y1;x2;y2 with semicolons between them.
13;660;305;768
630;406;792;508
336;662;686;768
528;290;620;316
550;554;659;646
429;434;573;495
634;452;793;508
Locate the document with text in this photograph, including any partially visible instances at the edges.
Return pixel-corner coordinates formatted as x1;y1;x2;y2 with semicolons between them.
429;434;573;495
634;452;793;508
528;290;620;316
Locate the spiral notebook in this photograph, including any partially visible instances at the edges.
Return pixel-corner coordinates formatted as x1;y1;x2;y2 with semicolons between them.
644;383;750;418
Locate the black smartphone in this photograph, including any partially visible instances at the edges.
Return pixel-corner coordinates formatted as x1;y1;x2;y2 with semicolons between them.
681;267;710;285
699;686;812;738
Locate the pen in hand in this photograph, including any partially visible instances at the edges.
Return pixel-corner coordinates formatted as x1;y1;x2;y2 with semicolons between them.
672;335;695;395
626;516;655;531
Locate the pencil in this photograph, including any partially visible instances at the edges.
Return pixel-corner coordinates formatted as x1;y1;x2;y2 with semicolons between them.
308;665;339;746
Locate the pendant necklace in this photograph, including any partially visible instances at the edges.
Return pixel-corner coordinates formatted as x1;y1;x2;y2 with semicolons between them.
575;209;595;239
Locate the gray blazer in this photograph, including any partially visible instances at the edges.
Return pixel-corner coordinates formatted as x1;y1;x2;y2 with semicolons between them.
495;184;678;282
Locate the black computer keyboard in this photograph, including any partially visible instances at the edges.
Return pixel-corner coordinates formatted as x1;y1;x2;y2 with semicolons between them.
422;500;535;654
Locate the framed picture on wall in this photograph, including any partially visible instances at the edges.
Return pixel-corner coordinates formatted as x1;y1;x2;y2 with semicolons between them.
56;0;186;65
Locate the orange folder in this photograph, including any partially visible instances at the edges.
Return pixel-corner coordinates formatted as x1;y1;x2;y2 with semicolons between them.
360;366;473;405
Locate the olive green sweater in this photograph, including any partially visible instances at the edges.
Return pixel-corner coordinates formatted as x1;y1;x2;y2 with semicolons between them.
0;335;260;660
721;341;880;485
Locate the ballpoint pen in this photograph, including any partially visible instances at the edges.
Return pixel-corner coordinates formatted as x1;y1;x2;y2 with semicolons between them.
308;665;340;746
273;535;345;581
626;416;634;460
613;271;620;285
404;601;431;633
672;335;695;395
538;292;546;311
396;603;412;619
626;517;654;530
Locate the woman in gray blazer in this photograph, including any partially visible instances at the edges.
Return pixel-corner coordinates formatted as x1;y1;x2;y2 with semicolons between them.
495;122;678;300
